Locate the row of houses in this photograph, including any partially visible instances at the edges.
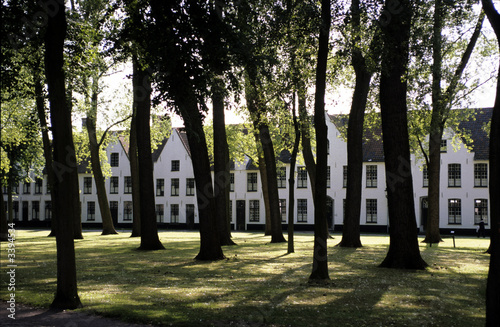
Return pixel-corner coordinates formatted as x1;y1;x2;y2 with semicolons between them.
3;108;492;234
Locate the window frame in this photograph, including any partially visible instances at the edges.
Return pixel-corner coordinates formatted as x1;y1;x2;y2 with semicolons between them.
171;160;180;172
448;199;462;225
297;166;308;188
249;200;260;222
448;164;461;188
156;178;165;196
474;163;488;187
110;152;119;167
247;172;258;192
297;199;308;223
171;178;180;196
124;176;132;194
110;176;119;194
366;199;377;223
366;165;377;188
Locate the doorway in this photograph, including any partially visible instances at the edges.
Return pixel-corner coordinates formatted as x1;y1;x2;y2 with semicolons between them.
236;200;245;231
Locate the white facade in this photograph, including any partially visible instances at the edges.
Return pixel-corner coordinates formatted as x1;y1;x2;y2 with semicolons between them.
3;111;491;234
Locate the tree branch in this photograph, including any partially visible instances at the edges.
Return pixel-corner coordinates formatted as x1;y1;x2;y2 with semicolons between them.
98;115;132;148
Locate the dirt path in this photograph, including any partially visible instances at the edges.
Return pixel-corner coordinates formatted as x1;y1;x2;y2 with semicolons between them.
0;301;152;327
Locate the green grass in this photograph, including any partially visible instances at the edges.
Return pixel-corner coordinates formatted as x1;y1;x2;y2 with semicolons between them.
1;230;490;326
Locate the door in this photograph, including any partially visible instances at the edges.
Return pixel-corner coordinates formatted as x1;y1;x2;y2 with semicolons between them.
22;201;29;222
110;201;118;225
421;197;428;232
236;200;245;231
186;204;195;230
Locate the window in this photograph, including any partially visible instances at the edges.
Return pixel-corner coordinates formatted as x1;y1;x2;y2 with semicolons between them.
448;164;461;187
249;200;260;222
440;140;447;153
230;173;234;192
87;202;95;221
474;163;488;187
110;153;119;167
366;199;377;223
326;166;331;188
474;199;488;225
247;172;258;192
343;166;348;188
156;179;165;196
83;177;92;194
171;178;179;196
186;178;195;196
110;177;119;194
171;160;180;171
32;201;40;220
279;199;287;222
23;182;30;194
34;178;43;194
366;165;377;188
448;199;461;224
45;201;52;220
156;204;164;223
297;199;307;222
13;184;19;195
123;201;133;221
422;166;429;188
297;167;307;188
46;181;51;194
124;176;132;194
170;204;179;223
277;167;286;188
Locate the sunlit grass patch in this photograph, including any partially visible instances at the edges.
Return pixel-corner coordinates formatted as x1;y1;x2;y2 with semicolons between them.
0;229;490;326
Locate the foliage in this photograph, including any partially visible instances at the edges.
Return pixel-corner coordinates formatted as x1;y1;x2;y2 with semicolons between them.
0;230;490;326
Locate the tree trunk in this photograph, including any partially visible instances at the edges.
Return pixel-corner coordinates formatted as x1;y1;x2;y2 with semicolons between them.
338;0;374;248
378;0;427;270
309;0;331;281
133;59;164;251
288;94;300;254
0;187;8;241
34;70;58;237
482;1;500;325
7;181;13;224
213;77;235;246
178;96;225;261
255;142;272;235
297;87;316;199
424;128;443;244
129;107;141;237
246;72;286;243
44;2;82;309
86;80;117;235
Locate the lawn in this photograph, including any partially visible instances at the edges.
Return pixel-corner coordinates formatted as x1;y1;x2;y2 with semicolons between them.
0;229;490;326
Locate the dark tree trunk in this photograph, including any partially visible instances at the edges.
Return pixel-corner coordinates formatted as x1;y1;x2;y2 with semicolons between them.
339;0;374;248
246;72;286;243
309;0;331;281
0;188;7;241
482;1;500;325
129;108;141;237
425;3;484;244
7;181;13;224
298;87;316;199
213;78;235;246
378;0;427;270
288;95;300;254
178;96;225;261
34;70;57;237
86;81;117;235
255;142;272;236
44;2;82;309
133;59;164;251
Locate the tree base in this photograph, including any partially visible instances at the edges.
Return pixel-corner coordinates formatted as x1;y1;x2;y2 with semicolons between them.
137;243;165;251
50;295;82;310
195;253;226;261
101;230;119;236
379;256;428;270
270;235;287;243
421;237;443;244
337;240;363;248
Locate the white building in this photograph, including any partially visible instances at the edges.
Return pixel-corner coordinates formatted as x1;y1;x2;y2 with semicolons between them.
3;108;492;235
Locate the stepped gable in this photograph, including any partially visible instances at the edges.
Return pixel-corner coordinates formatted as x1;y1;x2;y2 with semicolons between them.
458;108;492;160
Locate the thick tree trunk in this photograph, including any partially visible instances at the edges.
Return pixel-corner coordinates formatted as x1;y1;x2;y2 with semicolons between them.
309;0;331;281
213;78;235;246
482;1;500;325
44;2;82;309
255;143;272;235
288;95;300;254
129;108;141;237
133;59;164;251
178;97;225;261
424;129;443;244
378;0;427;270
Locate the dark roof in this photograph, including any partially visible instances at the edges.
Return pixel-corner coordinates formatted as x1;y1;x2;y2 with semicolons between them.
246;158;259;170
176;128;191;157
330;114;385;162
277;149;292;164
152;137;168;163
458;108;492;160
